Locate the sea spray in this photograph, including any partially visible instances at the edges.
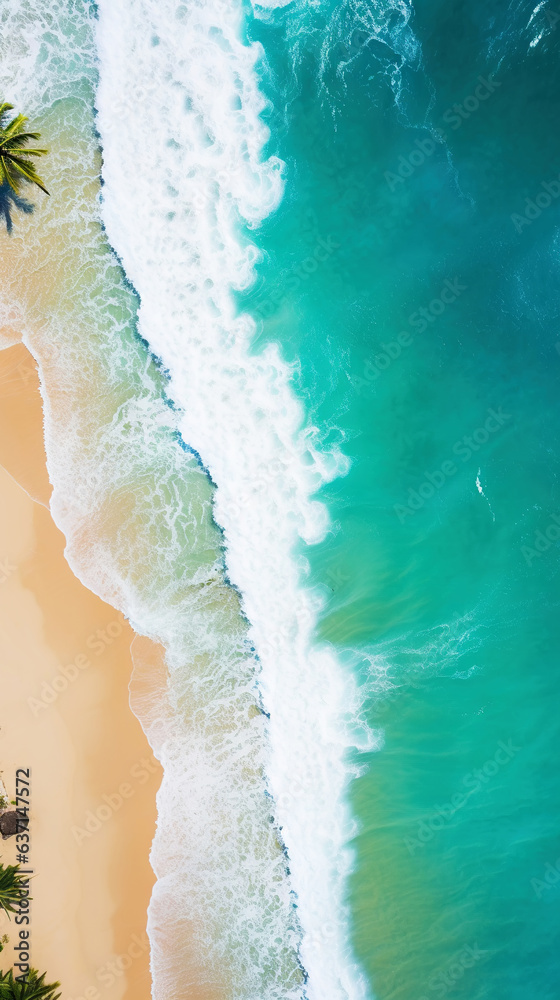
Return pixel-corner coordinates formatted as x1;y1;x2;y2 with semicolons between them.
0;1;302;997
0;0;369;997
95;0;370;998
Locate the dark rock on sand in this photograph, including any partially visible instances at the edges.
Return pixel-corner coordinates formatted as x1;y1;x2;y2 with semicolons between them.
0;811;18;838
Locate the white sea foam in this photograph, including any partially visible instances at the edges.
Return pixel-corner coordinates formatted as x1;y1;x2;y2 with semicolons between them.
0;0;373;996
95;1;371;998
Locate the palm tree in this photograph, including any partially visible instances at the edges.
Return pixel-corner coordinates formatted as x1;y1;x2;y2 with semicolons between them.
0;103;49;197
0;969;60;1000
0;866;30;920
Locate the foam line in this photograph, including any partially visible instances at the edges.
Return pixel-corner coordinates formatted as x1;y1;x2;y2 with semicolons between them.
95;2;370;998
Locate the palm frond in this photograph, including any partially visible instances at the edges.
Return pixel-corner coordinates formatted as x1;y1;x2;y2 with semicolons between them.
0;102;49;200
2;113;32;138
1;133;44;149
0;157;18;194
5;148;49;158
0;865;31;919
0;968;61;1000
2;155;49;196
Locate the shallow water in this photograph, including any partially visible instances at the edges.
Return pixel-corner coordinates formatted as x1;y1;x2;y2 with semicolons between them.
1;0;559;998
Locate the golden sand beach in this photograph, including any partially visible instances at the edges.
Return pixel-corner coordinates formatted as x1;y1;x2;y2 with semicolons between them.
0;343;161;1000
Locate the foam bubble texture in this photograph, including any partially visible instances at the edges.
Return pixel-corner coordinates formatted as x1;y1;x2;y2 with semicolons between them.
0;1;371;997
95;3;370;999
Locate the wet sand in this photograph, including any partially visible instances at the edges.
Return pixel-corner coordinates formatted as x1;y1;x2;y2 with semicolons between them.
0;343;161;1000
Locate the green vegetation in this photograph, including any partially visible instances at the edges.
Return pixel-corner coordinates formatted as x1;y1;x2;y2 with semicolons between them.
0;103;49;196
0;868;59;997
0;867;30;920
0;969;60;1000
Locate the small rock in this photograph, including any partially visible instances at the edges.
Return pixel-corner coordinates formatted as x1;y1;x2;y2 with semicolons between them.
0;811;18;839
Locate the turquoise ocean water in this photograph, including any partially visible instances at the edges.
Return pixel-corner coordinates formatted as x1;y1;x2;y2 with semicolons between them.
243;2;560;998
1;1;559;998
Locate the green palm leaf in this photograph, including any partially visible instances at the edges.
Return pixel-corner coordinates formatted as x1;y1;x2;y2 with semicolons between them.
0;102;49;198
0;866;30;919
2;115;28;138
0;968;61;1000
0;156;49;196
3;136;47;152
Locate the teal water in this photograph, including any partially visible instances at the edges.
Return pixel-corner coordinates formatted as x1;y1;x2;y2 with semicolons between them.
4;0;560;996
242;2;560;997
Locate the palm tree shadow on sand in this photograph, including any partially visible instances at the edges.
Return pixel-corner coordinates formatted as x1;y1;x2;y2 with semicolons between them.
0;182;34;234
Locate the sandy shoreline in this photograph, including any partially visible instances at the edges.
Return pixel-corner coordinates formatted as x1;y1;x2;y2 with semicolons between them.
0;344;161;1000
